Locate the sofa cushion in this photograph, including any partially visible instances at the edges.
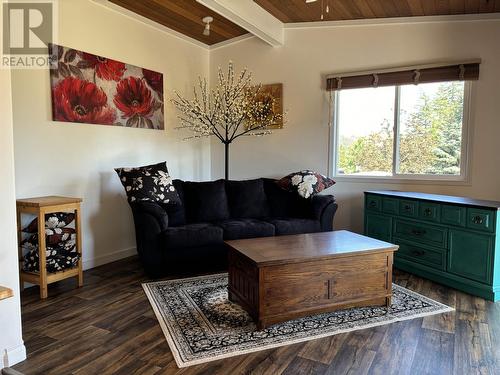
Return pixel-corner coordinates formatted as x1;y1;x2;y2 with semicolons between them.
263;178;314;219
226;179;269;219
161;223;223;249
265;218;321;235
183;180;230;223
217;219;275;240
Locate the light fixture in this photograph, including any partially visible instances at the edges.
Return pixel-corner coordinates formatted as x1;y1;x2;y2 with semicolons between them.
202;16;213;36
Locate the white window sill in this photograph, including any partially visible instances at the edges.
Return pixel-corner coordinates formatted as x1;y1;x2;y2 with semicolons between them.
331;175;471;186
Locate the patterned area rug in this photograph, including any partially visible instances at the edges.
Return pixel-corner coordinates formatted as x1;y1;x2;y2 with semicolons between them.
143;273;453;368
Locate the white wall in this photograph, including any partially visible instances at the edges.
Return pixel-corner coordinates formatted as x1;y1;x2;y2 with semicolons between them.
11;0;211;269
209;19;500;233
0;68;26;367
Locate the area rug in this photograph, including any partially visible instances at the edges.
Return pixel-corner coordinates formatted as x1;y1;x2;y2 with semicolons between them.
143;273;453;368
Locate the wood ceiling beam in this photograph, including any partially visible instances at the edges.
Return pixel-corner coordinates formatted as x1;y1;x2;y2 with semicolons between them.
196;0;284;47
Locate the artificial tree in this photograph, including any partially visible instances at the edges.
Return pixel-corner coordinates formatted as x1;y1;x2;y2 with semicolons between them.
172;62;283;179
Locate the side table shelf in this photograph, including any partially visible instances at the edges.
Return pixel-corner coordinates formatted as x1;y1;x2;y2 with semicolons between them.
0;286;14;300
17;196;83;299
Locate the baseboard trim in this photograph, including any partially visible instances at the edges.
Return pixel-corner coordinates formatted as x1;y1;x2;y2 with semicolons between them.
2;343;26;369
82;247;137;270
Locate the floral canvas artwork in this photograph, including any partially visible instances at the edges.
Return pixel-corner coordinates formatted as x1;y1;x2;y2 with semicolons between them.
49;43;164;130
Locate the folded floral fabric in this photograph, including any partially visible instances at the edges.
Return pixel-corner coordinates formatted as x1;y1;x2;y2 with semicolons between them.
21;227;76;247
22;234;78;273
23;212;75;233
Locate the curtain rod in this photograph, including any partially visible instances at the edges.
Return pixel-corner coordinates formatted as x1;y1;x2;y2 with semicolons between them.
325;59;482;79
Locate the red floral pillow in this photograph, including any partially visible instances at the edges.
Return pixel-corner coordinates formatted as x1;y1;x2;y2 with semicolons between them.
277;170;335;199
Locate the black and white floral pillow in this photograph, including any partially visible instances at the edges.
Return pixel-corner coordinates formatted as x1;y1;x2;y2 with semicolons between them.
115;162;181;205
22;233;79;273
21;228;75;247
23;213;75;233
277;170;335;199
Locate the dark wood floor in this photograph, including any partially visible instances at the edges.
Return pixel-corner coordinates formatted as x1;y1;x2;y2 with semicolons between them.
13;256;500;375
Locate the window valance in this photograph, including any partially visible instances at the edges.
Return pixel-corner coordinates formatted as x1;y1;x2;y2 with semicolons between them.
326;61;480;91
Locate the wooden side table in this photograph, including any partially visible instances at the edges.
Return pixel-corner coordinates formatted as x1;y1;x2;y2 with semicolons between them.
17;196;83;299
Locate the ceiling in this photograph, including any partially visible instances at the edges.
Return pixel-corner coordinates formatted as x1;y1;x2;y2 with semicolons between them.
108;0;248;45
108;0;500;46
254;0;500;23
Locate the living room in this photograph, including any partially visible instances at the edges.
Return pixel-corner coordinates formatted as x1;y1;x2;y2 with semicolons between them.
1;0;499;374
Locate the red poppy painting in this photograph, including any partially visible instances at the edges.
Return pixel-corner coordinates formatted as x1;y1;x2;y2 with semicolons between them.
49;43;164;130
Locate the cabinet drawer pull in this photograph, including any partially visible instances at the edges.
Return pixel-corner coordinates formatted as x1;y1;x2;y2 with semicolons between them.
370;201;377;208
472;215;484;224
411;250;425;257
424;208;432;216
411;229;427;236
404;204;412;211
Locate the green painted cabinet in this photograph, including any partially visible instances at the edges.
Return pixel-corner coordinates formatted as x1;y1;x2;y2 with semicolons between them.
364;190;500;301
365;213;392;242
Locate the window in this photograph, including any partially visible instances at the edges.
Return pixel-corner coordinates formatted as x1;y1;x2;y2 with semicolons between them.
332;81;470;180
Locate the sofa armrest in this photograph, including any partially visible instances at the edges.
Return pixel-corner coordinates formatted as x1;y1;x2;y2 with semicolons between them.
130;201;169;277
130;201;169;231
311;195;338;231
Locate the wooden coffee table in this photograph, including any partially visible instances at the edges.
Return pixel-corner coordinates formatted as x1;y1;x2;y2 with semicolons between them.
226;230;398;329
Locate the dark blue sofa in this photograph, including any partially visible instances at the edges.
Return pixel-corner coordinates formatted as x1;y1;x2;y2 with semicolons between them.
130;178;338;277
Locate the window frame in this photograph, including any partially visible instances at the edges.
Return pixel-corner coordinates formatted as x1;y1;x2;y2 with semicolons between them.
329;81;473;184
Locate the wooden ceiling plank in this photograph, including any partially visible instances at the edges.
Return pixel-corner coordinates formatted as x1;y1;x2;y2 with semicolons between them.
298;0;325;22
405;0;426;15
327;0;356;20
338;0;365;19
109;0;246;45
253;0;294;22
352;0;377;18
479;0;496;12
361;0;390;17
435;0;452;14
151;0;245;38
449;0;466;13
377;0;401;17
421;0;437;15
465;0;480;12
392;0;413;16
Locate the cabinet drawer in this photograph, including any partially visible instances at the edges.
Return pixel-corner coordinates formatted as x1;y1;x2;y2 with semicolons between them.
399;200;418;218
382;198;399;215
394;219;447;248
448;230;493;283
418;202;440;223
366;194;382;212
365;213;392;242
466;208;495;233
441;205;466;227
395;240;446;270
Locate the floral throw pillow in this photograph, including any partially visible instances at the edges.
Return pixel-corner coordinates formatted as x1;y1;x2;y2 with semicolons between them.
23;213;75;233
115;162;180;205
277;170;335;199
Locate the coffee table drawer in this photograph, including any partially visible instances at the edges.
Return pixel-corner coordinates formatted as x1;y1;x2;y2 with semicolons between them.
262;254;389;315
